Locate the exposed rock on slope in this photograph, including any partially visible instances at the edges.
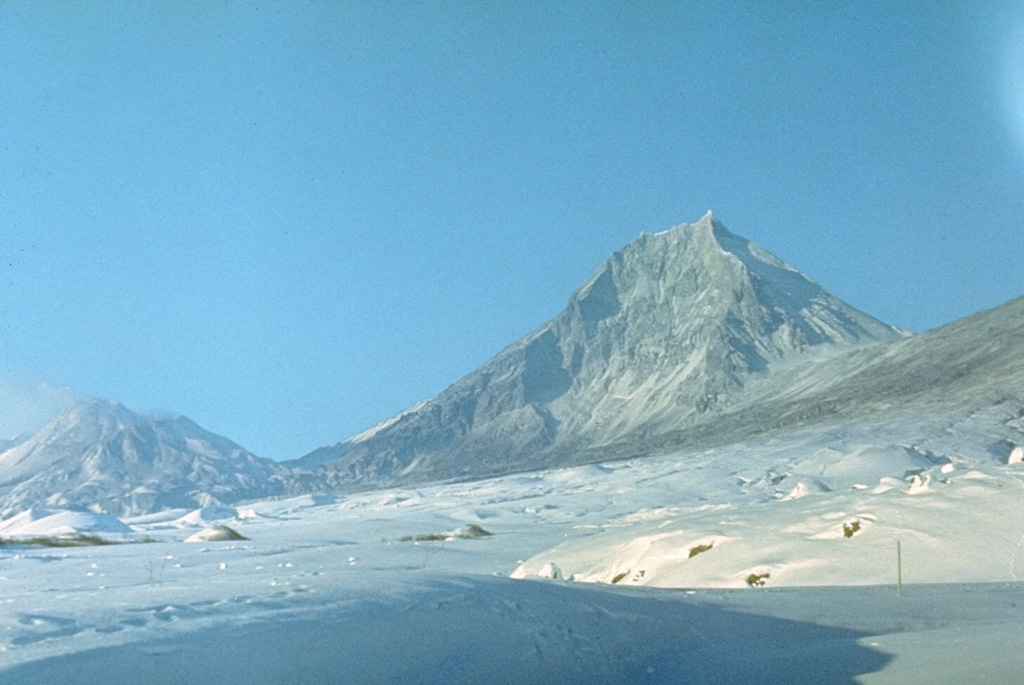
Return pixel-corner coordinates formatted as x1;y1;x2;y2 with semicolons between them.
299;212;905;487
0;399;287;517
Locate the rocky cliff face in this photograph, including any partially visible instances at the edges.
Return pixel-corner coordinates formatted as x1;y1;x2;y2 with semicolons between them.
300;212;905;486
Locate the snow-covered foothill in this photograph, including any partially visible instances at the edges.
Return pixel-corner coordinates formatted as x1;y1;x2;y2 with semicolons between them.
0;509;132;537
508;438;1024;588
123;509;190;526
174;506;241;527
0;507;59;535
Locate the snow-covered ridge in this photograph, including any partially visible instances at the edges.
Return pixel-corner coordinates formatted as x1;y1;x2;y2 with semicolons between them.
0;508;132;537
343;399;431;445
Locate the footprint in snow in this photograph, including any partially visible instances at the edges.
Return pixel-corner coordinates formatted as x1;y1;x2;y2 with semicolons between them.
11;614;83;645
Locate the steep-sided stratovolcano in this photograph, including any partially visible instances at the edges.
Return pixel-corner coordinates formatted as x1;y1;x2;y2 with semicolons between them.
299;212;905;486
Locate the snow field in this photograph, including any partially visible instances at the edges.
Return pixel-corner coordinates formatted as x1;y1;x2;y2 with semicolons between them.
2;432;1024;681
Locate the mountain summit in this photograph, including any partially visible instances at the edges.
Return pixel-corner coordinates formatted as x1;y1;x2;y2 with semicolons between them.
300;213;905;486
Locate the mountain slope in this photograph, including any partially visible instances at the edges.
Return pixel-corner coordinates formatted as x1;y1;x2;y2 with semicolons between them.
567;291;1024;469
719;292;1024;435
0;399;287;516
0;434;29;453
299;212;905;487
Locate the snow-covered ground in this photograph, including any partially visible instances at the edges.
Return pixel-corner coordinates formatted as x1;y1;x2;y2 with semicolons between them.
2;426;1024;682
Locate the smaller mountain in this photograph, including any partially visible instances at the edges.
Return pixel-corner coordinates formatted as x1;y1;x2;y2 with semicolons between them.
0;399;287;517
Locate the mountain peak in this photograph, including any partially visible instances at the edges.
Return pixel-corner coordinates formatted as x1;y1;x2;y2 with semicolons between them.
638;211;732;256
692;210;740;248
74;397;132;415
57;398;143;430
303;213;906;488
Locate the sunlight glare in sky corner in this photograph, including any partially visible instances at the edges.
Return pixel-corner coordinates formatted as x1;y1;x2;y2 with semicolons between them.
1002;14;1024;157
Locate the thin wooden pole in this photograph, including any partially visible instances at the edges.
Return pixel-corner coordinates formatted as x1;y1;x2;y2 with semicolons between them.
897;540;902;598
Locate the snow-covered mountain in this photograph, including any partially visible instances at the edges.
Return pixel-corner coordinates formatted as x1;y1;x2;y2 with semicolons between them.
0;399;287;517
633;291;1024;460
6;213;1020;515
297;212;906;487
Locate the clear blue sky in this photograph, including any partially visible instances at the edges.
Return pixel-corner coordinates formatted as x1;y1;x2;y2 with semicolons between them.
1;2;1023;458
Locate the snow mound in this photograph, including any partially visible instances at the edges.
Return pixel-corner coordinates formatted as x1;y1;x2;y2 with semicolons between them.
536;562;562;580
398;524;493;542
174;506;240;527
123;509;190;526
870;476;904;494
780;479;831;500
542;464;614;484
907;474;931;494
0;508;59;535
1008;446;1024;465
795;445;934;488
0;509;132;537
449;524;492;539
184;525;249;543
